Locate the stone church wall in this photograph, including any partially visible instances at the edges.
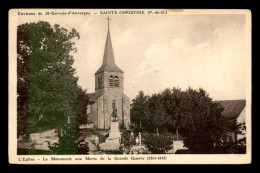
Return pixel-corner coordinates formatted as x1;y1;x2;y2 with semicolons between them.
92;90;130;130
97;97;104;129
90;103;98;128
122;94;131;129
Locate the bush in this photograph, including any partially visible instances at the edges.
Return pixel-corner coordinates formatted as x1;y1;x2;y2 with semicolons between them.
120;131;134;153
102;150;123;154
49;127;89;154
77;138;89;154
175;149;190;154
228;145;246;154
142;132;173;154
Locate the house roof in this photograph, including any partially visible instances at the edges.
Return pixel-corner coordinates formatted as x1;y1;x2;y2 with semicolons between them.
87;93;96;102
95;29;123;75
214;100;246;119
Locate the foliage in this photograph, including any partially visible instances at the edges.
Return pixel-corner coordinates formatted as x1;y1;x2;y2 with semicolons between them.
180;88;226;153
130;87;228;153
175;145;246;154
142;132;173;154
121;131;131;146
77;138;90;154
130;91;149;129
49;126;89;154
225;120;246;145
130;91;169;133
175;149;190;154
120;131;134;153
17;22;30;137
102;150;123;154
17;21;81;136
227;144;246;154
18;148;54;155
160;87;188;139
237;137;246;146
147;94;169;133
49;126;77;154
77;87;89;125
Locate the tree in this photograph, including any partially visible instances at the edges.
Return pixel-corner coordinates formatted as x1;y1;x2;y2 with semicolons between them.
17;21;80;136
49;126;89;154
160;88;187;140
180;88;225;153
77;87;89;125
147;94;169;135
142;132;173;154
225;119;246;145
130;91;149;129
17;23;30;137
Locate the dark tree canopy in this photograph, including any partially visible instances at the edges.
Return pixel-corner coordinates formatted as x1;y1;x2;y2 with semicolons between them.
17;22;30;137
160;87;187;139
17;21;83;136
130;91;149;129
130;87;227;153
77;87;89;125
147;93;169;133
180;88;225;153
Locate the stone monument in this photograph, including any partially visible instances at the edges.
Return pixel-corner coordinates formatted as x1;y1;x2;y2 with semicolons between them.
129;132;148;154
99;105;121;151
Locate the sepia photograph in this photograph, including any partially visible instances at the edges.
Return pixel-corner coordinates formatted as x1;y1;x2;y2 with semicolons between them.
8;9;251;164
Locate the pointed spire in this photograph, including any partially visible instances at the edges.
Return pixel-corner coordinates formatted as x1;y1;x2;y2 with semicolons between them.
95;18;123;75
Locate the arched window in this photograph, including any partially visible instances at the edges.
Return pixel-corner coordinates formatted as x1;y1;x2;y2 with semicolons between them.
109;75;114;86
114;76;119;87
98;76;103;89
100;76;103;88
97;77;100;88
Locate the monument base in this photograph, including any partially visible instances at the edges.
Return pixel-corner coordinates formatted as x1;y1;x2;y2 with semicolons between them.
99;121;121;151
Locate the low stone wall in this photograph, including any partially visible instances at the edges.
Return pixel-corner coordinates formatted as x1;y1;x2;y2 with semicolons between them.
30;129;59;150
79;123;94;129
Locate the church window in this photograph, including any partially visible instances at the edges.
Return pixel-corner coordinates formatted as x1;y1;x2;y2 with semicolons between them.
98;76;103;89
114;76;119;87
100;76;103;88
109;75;114;86
97;77;100;88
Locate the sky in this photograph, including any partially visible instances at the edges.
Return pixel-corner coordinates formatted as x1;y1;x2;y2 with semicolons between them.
17;11;247;101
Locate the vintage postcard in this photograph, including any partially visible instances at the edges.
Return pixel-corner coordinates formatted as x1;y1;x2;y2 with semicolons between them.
8;9;251;164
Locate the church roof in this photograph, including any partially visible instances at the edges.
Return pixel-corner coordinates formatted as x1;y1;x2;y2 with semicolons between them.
214;100;246;119
87;93;96;102
95;29;124;75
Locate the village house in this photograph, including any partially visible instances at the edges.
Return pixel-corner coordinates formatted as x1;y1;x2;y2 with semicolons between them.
216;100;246;144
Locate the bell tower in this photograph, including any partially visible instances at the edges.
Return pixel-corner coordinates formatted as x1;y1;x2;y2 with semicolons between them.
89;16;130;130
95;16;124;98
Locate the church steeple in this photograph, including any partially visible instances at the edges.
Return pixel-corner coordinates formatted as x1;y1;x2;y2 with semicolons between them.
95;17;123;75
88;17;130;131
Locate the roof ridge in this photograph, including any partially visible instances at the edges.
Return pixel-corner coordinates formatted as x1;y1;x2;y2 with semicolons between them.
213;99;246;102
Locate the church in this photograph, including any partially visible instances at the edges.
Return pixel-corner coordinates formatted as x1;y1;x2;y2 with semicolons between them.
87;18;131;130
